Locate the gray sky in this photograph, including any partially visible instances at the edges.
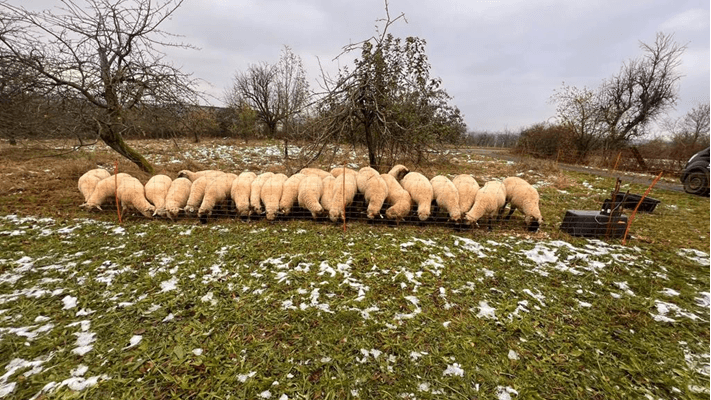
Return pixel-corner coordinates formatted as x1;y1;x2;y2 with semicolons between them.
27;0;711;133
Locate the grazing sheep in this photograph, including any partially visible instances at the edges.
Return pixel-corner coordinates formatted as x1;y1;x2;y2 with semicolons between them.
185;172;226;215
299;167;331;179
430;175;462;222
298;175;325;219
78;168;111;202
80;173;133;211
197;173;238;222
502;176;543;232
231;171;257;217
330;166;358;178
145;175;172;213
388;164;410;181
329;171;358;222
177;169;223;182
464;181;506;229
279;173;306;216
261;173;288;221
380;173;412;222
249;172;274;215
116;176;155;218
357;167;388;219
452;174;480;215
161;177;192;220
400;172;434;221
320;175;336;213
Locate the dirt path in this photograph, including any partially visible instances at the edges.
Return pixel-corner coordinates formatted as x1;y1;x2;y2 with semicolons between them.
463;148;685;193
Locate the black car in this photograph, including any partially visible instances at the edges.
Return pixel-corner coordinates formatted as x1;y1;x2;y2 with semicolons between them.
680;147;710;196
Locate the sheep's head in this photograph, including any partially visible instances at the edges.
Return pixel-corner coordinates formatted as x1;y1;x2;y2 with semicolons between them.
177;170;192;179
139;205;156;218
388;165;410;181
79;203;102;212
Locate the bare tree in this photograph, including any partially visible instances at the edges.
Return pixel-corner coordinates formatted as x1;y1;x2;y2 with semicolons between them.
225;46;310;158
673;102;710;148
599;32;686;149
0;0;200;173
550;84;606;159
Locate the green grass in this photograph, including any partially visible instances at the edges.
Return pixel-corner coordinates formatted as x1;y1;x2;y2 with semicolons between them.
0;142;709;399
1;210;708;399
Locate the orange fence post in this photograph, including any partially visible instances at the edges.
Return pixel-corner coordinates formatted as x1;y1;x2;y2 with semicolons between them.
114;161;122;224
622;171;663;245
612;151;622;172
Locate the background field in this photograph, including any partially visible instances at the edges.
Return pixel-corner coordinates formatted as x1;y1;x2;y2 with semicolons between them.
0;139;709;399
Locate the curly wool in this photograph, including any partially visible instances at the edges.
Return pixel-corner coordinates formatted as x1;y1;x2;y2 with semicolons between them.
503;176;542;231
464;181;506;226
401;172;433;221
430;175;462;222
161;177;192;220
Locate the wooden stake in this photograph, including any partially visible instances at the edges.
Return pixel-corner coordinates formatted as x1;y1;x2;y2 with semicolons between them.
622;171;663;245
612;151;622;172
114;161;122;224
342;164;347;232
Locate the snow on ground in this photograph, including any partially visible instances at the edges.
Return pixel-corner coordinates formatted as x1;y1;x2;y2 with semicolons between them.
0;214;708;398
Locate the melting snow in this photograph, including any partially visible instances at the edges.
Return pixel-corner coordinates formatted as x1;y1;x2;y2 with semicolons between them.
443;363;464;377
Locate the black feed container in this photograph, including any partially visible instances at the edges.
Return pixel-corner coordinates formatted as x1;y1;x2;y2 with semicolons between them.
610;192;660;213
560;210;628;238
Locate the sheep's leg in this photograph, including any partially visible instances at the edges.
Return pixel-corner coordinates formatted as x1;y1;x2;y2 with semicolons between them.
504;206;517;220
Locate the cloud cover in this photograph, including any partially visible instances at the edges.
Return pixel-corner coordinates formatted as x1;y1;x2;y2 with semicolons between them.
21;0;711;132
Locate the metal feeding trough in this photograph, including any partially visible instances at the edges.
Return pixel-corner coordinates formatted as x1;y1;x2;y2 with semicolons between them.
560;178;632;239
610;192;660;213
560;210;628;238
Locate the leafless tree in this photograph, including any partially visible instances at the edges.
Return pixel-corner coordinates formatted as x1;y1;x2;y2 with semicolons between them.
598;32;686;149
550;84;607;159
0;0;201;173
225;46;310;158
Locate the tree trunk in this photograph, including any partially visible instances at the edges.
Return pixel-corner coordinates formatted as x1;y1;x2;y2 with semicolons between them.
99;122;155;174
363;121;377;169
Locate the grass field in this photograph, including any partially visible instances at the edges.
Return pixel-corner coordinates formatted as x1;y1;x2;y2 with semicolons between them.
0;139;709;399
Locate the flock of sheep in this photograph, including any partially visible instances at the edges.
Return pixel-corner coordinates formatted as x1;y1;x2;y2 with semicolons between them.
77;165;543;231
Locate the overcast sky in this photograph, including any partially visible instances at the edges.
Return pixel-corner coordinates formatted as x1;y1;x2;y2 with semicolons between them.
26;0;711;133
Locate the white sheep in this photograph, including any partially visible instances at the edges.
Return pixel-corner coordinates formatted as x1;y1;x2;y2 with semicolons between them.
330;166;358;178
197;173;238;222
430;175;462;222
161;177;192;220
329;171;358;222
357;167;388;219
185;172;226;215
452;174;480;215
380;173;412;222
80;173;133;211
231;171;257;217
299;167;331;179
400;172;433;221
249;172;274;215
177;169;223;182
78;168;111;202
502;176;543;232
261;173;288;221
279;173;306;216
320;175;336;213
464;181;506;229
144;175;172;214
298;175;325;219
116;176;155;218
388;164;410;181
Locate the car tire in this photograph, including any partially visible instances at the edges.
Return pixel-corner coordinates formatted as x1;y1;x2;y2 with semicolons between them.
683;170;710;196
